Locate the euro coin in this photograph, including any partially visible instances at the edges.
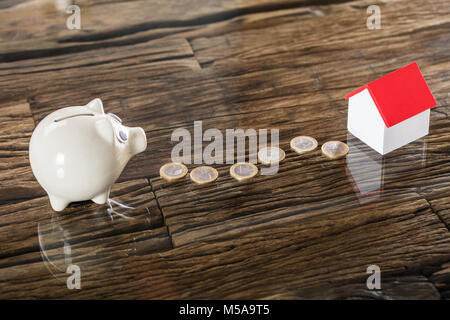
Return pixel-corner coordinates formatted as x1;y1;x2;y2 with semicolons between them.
160;163;188;182
321;141;349;159
190;166;219;185
230;162;258;181
258;147;285;165
290;136;318;154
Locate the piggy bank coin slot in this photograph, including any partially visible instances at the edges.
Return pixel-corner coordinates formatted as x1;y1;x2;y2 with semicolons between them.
54;113;94;122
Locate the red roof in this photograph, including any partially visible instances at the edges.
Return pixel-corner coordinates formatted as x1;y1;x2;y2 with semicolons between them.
345;62;437;128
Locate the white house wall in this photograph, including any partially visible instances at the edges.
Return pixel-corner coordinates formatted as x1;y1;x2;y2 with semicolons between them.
347;89;385;154
382;108;430;154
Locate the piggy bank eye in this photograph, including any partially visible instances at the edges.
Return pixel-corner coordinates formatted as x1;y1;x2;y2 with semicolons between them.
115;125;128;143
107;113;127;143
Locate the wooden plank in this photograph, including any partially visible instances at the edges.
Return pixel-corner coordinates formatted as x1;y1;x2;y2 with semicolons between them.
265;275;441;300
429;197;450;230
19;0;448;181
14;0;449;181
150;118;450;247
0;225;171;269
187;0;450;119
429;262;450;299
0;37;200;102
156;170;427;247
0;198;448;299
0;0;352;58
408;123;450;202
188;0;449;73
0;179;165;259
11;0;448;126
27;69;344;180
0;225;171;299
0;0;449;299
23;57;339;131
0;101;44;203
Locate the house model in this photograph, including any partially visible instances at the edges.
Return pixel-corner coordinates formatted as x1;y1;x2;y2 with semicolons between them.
346;62;437;155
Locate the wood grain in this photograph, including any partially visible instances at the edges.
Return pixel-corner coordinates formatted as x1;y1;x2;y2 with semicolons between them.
265;275;441;300
429;262;450;299
0;101;43;203
0;179;166;259
0;0;449;299
1;198;448;299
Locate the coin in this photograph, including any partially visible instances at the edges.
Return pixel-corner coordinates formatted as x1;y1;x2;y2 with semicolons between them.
160;163;188;182
230;162;258;181
290;136;318;154
321;141;349;159
190;166;219;185
258;147;285;165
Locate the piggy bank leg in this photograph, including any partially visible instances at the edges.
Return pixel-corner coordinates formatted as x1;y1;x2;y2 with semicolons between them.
91;189;110;205
48;194;69;211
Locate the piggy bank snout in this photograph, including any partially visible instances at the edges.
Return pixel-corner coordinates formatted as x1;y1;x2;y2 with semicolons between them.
128;127;147;156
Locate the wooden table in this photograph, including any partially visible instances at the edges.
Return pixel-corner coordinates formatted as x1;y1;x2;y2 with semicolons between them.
0;0;449;299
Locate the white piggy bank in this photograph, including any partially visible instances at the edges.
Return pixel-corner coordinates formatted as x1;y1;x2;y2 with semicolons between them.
29;98;147;211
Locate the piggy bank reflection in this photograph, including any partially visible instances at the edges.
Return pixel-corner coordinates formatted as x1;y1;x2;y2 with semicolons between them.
29;98;147;211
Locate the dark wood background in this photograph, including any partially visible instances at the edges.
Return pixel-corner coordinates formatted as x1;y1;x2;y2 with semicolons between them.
0;0;449;299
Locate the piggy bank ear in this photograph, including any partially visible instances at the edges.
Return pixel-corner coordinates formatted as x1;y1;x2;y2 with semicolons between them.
86;98;104;114
95;118;114;144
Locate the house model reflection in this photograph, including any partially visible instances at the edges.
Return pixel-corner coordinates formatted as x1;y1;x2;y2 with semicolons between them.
345;133;428;204
345;134;384;204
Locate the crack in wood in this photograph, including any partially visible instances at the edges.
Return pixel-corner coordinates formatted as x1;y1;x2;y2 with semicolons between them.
60;0;356;43
424;198;450;233
147;177;175;249
0;0;356;63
